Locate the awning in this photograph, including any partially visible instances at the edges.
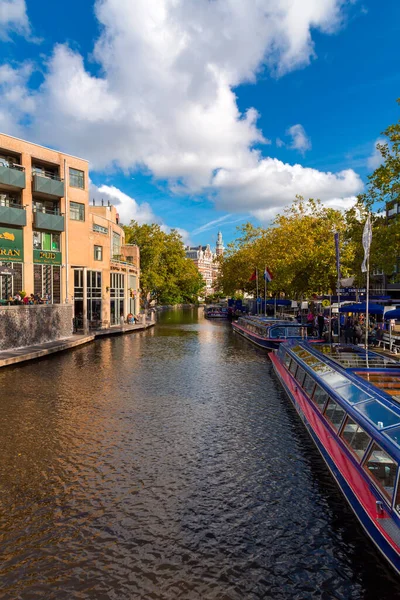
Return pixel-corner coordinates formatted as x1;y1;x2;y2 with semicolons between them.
384;309;400;320
339;302;384;315
264;298;292;306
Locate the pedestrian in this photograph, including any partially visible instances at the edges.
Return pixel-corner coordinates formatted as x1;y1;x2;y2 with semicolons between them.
353;321;362;345
344;317;354;344
317;313;325;339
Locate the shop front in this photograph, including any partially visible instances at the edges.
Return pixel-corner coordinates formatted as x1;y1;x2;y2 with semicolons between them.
0;226;23;300
33;242;62;304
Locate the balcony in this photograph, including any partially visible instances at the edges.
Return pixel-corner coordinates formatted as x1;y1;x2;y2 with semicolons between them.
0;201;26;226
0;161;26;189
33;207;65;232
32;171;64;198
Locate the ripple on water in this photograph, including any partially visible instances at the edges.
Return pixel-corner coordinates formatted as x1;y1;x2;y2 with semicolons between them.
0;309;399;599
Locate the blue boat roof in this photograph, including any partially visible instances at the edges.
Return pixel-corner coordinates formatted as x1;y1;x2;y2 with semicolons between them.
280;341;400;452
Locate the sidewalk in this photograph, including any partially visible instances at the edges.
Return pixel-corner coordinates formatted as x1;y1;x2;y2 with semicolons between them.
0;321;155;369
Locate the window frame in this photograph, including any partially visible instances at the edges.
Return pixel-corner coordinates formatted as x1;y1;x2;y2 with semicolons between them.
362;442;398;502
69;167;85;190
70;201;85;222
94;245;103;261
340;416;371;462
323;397;346;431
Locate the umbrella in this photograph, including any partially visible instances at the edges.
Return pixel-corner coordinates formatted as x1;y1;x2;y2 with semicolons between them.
338;302;384;315
384;309;400;320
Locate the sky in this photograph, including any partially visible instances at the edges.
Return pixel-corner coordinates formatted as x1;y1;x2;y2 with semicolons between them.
0;0;399;249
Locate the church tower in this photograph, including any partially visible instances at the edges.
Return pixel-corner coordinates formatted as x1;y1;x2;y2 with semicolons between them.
216;231;224;256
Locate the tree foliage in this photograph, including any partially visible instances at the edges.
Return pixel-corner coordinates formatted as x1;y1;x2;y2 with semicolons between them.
124;222;205;304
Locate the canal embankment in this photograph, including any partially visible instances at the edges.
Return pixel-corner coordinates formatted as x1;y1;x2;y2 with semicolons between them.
0;320;155;368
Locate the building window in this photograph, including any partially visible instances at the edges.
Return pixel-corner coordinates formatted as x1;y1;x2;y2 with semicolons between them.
87;270;102;323
0;262;23;300
33;231;60;251
112;232;121;258
94;245;103;261
110;272;125;325
69;168;85;189
93;223;108;235
33;264;61;303
70;202;85;221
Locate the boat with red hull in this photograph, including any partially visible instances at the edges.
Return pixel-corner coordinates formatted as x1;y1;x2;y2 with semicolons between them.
232;315;323;350
271;340;400;575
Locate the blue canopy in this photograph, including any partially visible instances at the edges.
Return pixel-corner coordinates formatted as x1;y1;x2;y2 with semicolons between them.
264;298;292;306
339;302;384;315
384;309;400;320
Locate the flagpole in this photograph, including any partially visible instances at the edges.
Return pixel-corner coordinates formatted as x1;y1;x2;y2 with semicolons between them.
256;268;259;315
264;265;266;316
365;254;370;351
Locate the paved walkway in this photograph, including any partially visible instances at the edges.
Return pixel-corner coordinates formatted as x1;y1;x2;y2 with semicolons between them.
0;321;155;368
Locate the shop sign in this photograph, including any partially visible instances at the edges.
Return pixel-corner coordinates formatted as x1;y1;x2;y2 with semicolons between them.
33;249;62;265
0;266;16;276
0;227;24;262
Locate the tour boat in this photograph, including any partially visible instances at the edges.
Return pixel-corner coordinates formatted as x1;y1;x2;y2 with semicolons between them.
232;315;322;349
270;341;400;574
204;305;229;319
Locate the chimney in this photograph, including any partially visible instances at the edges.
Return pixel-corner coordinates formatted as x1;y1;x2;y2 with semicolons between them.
101;198;104;206
92;198;95;206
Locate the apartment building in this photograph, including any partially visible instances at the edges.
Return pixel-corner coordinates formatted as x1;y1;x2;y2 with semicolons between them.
0;133;140;327
185;231;224;296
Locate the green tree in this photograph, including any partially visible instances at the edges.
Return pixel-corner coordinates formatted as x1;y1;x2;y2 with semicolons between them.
124;222;205;304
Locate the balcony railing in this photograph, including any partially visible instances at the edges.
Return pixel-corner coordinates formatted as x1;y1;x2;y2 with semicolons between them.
33;207;65;232
32;171;64;197
0;201;26;226
0;161;26;189
111;256;138;269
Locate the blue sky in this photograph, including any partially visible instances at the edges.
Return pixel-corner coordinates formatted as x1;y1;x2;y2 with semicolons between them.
1;0;399;248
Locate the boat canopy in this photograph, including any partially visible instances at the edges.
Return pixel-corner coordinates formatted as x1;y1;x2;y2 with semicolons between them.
384;309;400;320
339;302;384;315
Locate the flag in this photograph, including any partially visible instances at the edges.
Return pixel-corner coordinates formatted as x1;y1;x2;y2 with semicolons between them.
249;269;257;281
263;267;273;282
361;214;372;273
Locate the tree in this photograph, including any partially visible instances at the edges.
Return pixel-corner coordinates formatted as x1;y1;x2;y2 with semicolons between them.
124;222;205;304
219;197;352;298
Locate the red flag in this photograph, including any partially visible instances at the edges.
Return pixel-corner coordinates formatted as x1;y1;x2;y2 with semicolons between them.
249;269;257;281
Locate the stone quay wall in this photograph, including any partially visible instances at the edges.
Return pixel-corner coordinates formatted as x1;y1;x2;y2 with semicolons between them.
0;305;73;351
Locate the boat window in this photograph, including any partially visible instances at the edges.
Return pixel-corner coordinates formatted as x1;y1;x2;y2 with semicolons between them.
286;327;301;337
303;374;316;396
319;371;349;388
340;417;371;460
395;485;400;515
385;425;400;449
363;443;397;501
312;385;329;411
295;366;306;387
357;400;400;430
334;383;372;405
270;327;285;339
289;359;298;377
324;398;346;430
284;353;291;368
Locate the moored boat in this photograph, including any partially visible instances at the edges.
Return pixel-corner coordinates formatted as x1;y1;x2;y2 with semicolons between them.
204;305;229;319
232;315;322;349
270;341;400;574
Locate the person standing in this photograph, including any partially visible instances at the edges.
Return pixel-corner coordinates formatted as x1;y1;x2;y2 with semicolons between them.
317;313;325;339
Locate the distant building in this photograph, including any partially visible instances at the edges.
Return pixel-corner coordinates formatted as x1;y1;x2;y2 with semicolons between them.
186;231;224;297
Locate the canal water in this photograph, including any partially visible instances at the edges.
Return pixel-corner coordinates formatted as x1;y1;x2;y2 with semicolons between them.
0;309;399;600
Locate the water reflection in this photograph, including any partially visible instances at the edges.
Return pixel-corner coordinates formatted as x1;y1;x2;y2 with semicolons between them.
0;308;399;599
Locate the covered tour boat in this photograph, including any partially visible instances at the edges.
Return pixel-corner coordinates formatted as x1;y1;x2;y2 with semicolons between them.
204;305;229;319
270;341;400;574
232;315;322;349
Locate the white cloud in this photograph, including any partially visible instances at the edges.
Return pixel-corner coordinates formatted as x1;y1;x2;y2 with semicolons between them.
286;124;312;153
0;62;35;135
2;0;357;218
0;0;29;39
367;138;385;170
90;182;191;244
276;137;285;148
212;157;363;221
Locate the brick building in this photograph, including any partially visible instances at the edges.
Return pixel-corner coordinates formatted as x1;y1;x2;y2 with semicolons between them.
0;133;140;328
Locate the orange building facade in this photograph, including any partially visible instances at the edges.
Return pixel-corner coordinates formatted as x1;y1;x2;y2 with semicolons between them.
0;133;140;328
